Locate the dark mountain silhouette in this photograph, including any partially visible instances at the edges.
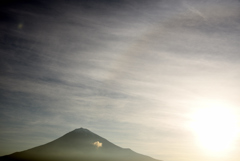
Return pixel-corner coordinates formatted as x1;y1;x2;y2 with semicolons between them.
0;128;160;161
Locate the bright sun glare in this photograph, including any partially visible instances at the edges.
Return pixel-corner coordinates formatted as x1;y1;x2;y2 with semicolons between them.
190;101;240;155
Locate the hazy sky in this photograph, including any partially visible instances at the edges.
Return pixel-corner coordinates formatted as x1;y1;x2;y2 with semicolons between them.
1;0;240;161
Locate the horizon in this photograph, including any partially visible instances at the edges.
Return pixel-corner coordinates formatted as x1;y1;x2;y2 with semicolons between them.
1;0;240;161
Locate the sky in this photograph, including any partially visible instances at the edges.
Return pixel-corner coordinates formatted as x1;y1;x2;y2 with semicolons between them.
1;0;240;161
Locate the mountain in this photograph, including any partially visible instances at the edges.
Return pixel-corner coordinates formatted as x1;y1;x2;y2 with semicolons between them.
0;128;160;161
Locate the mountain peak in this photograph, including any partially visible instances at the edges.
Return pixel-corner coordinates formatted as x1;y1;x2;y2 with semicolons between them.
73;127;91;133
65;128;99;139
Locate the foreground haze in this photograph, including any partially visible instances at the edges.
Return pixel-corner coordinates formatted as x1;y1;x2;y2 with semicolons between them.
0;128;159;161
1;0;240;161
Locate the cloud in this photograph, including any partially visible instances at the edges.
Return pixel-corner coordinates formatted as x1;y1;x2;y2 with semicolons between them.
93;141;102;148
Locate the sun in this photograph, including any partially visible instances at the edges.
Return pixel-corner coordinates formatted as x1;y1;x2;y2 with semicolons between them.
190;101;240;155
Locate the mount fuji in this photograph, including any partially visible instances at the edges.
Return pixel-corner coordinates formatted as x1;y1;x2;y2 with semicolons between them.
0;128;160;161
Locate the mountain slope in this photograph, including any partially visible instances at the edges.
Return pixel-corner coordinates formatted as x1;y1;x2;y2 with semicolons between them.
0;128;160;161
